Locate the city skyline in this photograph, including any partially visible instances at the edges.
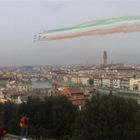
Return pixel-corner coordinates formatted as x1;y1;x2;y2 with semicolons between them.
0;0;140;66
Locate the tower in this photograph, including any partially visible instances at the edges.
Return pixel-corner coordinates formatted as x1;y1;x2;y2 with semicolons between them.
103;51;107;65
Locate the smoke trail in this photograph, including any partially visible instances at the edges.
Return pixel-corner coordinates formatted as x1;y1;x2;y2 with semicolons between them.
35;16;140;41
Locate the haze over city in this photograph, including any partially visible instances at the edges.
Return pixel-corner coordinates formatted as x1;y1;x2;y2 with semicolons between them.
0;0;140;66
1;1;140;139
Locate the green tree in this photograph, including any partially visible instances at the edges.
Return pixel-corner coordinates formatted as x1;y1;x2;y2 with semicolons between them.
74;95;140;140
18;96;78;139
49;96;78;139
88;78;94;86
0;101;19;134
17;97;44;138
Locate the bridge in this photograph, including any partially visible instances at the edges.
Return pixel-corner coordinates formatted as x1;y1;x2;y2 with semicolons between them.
97;88;140;104
21;74;49;82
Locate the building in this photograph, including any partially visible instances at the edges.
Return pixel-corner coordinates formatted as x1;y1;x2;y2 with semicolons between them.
71;75;80;84
0;93;7;103
112;79;121;89
57;87;85;108
120;78;130;90
79;76;90;86
103;50;107;65
129;78;140;91
93;78;102;87
138;81;140;91
32;82;52;94
102;78;111;88
17;84;32;92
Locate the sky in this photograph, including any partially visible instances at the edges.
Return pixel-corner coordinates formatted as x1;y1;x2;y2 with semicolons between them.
0;0;140;66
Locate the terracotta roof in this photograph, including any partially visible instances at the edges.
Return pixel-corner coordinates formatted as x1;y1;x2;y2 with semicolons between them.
58;87;83;96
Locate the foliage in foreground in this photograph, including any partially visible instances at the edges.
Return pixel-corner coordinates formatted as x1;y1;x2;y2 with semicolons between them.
0;95;140;139
74;95;140;140
0;96;78;139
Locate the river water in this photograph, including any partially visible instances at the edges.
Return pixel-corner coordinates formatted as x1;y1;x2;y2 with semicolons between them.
31;81;52;89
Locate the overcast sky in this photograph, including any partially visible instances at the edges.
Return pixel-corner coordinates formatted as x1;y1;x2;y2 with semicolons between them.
0;0;140;66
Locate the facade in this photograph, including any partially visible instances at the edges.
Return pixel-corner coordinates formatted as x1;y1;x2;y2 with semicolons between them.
112;79;121;89
32;82;52;94
63;75;69;83
57;87;85;108
0;93;7;103
63;75;71;83
130;78;140;91
138;81;140;91
17;84;32;92
79;76;89;86
78;69;96;75
93;78;102;87
71;76;80;84
120;78;130;90
102;78;111;88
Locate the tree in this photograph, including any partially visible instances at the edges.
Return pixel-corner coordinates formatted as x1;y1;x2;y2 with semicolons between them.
49;96;78;139
74;95;140;140
88;78;94;86
1;101;19;134
18;96;78;139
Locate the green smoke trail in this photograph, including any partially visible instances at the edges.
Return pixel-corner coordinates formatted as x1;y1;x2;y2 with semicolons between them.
47;16;140;33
